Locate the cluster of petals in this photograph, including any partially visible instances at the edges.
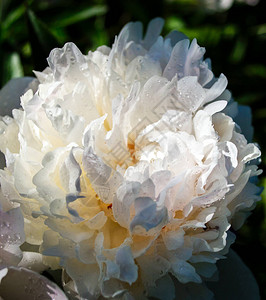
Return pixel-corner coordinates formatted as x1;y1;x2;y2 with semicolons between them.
0;18;261;299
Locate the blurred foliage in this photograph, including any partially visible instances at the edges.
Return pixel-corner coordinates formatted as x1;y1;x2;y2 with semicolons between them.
0;0;266;297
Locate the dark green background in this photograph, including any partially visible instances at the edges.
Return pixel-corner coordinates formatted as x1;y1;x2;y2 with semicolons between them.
0;0;265;298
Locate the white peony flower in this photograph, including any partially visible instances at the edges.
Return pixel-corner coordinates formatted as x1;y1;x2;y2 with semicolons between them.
0;18;261;299
199;0;259;12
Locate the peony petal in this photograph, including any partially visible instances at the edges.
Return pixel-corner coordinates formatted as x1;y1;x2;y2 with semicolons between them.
204;74;228;104
101;278;127;298
193;110;216;142
64;259;100;299
163;39;206;81
234;105;254;142
0;77;35;117
162;228;185;250
137;255;171;287
148;36;172;69
177;76;206;112
0;153;5;169
165;30;188;47
203;100;227;115
0;267;67;299
163;39;190;80
172;279;214;300
206;249;260;300
148;275;176;300
115;245;138;284
0;268;8;283
142;18;164;49
18;252;47;273
213;113;235;142
171;259;202;284
0;207;25;269
47;42;86;81
130;197;168;232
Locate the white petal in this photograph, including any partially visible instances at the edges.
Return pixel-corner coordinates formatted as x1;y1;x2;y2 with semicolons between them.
203;100;227;115
0;77;34;117
113;181;141;228
193;110;216;143
47;42;86;81
115;246;138;284
177;76;205;112
18;252;47;273
204;74;228;104
142;18;164;49
162;228;185;250
165;30;188;46
130;197;167;232
171;260;202;284
163;39;206;81
0;267;67;299
0;207;25;268
163;39;190;80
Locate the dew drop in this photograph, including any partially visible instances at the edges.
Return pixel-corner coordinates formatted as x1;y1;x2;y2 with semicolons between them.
3;116;12;124
14;233;21;240
3;221;10;228
70;56;76;64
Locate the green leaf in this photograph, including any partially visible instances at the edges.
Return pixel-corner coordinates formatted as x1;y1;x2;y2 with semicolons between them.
257;23;266;35
26;9;61;70
230;38;247;64
1;4;26;36
50;5;107;28
27;9;60;51
2;52;24;85
89;16;109;50
244;64;266;79
165;16;185;32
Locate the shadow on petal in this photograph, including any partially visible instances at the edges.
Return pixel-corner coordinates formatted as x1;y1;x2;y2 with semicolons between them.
206;249;260;300
0;77;35;116
0;267;67;300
